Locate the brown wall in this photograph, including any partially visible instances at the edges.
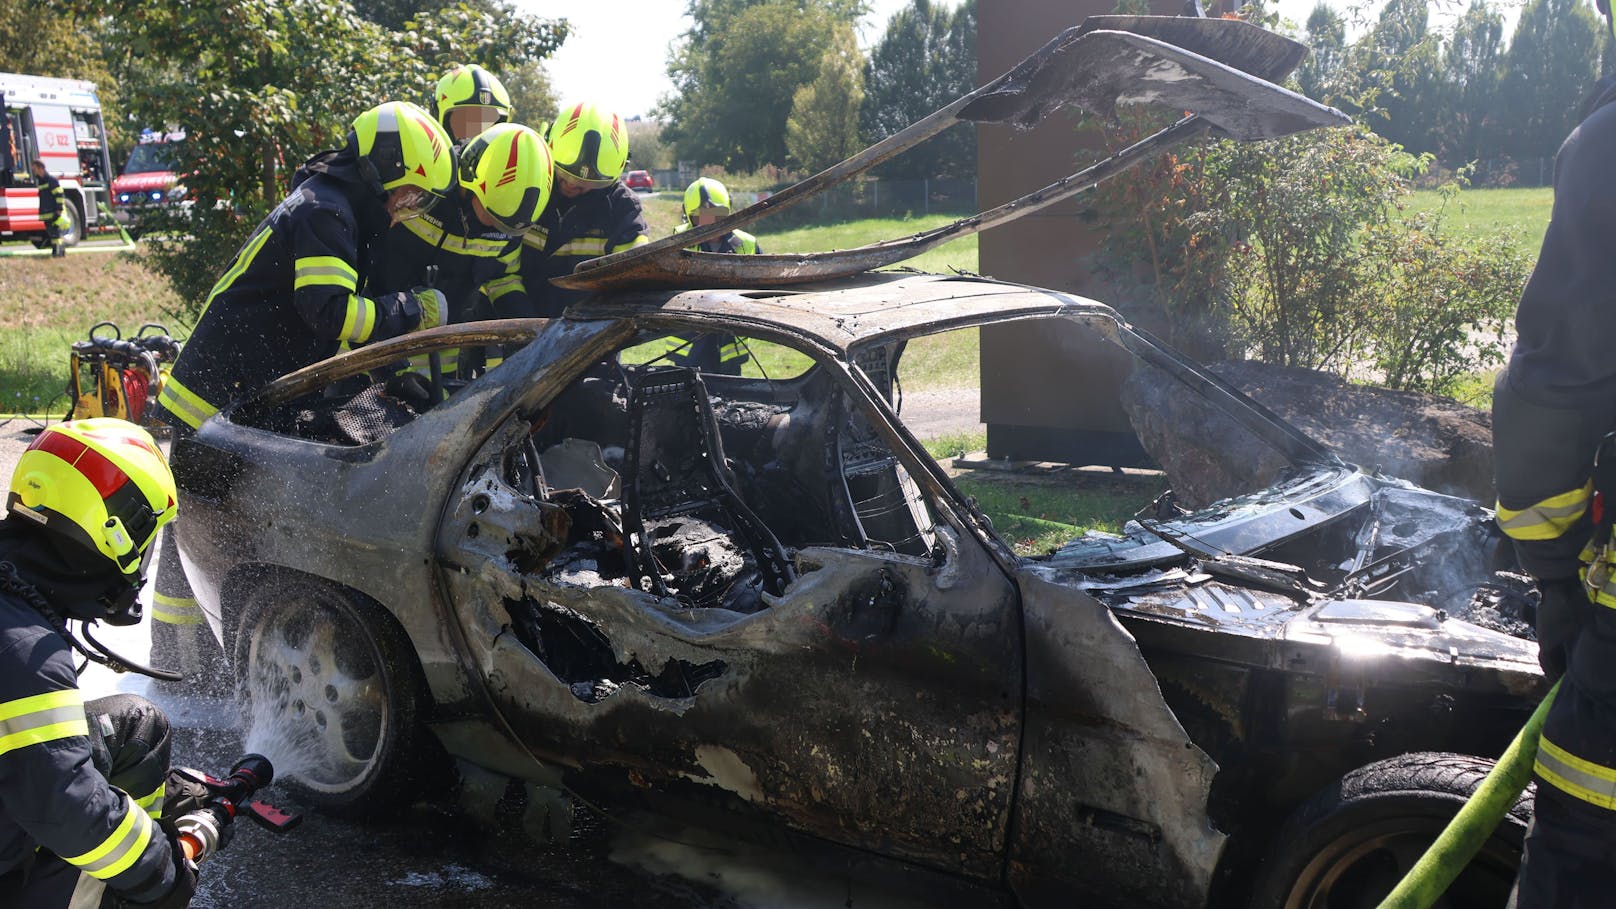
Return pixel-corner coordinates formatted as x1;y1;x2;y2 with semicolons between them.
977;0;1176;464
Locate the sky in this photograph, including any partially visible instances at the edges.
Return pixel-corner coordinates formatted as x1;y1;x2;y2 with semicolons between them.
527;0;966;120
527;0;1521;121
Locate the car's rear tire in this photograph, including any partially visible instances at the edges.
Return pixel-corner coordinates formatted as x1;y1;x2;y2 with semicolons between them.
234;575;428;814
1250;752;1529;909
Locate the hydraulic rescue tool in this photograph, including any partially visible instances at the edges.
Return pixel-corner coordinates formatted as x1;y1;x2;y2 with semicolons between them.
167;754;301;863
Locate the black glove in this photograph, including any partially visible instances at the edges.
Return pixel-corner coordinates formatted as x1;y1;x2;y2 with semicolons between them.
159;768;211;834
383;372;434;412
123;829;198;909
1536;577;1593;680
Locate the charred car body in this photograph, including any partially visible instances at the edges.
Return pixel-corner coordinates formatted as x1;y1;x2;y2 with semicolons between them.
168;17;1546;909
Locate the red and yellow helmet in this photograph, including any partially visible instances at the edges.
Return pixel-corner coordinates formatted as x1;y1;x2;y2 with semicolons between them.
6;419;177;580
459;123;553;235
547;102;629;188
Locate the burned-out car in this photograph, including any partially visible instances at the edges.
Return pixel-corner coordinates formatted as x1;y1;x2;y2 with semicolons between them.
172;282;1546;908
168;16;1547;909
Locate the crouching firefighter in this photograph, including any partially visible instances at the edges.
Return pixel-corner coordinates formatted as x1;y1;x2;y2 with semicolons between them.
0;419;197;908
1496;8;1616;902
150;101;454;689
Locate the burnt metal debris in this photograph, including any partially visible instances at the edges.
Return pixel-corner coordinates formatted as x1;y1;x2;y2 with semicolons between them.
168;17;1539;909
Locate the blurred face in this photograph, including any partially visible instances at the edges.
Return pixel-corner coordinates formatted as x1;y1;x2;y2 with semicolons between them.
555;171;594;199
690;205;728;227
447;106;502;144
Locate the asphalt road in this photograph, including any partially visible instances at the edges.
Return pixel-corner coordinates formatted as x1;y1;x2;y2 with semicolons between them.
0;420;935;909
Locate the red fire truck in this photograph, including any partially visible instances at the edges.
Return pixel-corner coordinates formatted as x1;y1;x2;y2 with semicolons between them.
0;72;114;248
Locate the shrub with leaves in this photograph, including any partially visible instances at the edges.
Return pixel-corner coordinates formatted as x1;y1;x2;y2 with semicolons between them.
78;0;565;322
1091;117;1529;394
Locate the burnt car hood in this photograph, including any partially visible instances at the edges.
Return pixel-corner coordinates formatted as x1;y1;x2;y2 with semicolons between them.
1027;466;1542;686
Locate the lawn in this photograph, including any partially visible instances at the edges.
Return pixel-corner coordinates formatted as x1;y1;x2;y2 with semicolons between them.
1406;185;1551;261
0;250;184;415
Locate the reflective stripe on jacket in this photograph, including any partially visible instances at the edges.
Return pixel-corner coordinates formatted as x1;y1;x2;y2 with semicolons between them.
515;181;648;317
156;153;424;430
0;588;174;901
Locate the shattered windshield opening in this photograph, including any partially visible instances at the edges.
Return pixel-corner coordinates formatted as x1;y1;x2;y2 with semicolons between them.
865;313;1317;559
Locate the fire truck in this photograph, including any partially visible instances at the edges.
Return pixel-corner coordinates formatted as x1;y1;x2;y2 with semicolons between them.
0;72;114;248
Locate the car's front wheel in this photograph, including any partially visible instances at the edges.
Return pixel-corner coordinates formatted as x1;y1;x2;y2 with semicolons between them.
235;575;429;814
1250;752;1529;909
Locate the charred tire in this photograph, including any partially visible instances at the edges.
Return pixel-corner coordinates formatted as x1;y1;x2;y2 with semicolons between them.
1250;752;1529;909
234;575;427;815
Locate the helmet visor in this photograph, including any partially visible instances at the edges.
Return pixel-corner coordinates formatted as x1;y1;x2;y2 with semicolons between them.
484;208;537;236
388;185;446;223
556;166;618;191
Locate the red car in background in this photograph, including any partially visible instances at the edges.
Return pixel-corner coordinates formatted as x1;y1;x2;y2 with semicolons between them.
623;169;653;192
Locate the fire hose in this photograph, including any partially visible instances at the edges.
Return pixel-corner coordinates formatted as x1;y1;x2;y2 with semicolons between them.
1376;680;1559;909
168;754;300;864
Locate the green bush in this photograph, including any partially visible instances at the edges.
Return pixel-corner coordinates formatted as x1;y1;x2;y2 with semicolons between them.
1091;121;1530;394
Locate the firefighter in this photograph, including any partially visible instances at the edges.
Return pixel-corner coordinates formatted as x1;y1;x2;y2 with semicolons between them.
664;176;760;374
30;158;69;257
370;65;549;379
675;177;761;254
512;101;648;318
149;100;454;687
1496;4;1616;903
0;419;196;908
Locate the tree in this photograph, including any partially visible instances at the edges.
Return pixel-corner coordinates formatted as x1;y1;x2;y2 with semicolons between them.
0;1;130;150
503;59;559;128
660;0;867;172
1294;3;1347;104
859;0;977;179
1348;0;1442;153
1497;0;1602;166
76;0;565;314
787;23;865;173
1436;1;1505;169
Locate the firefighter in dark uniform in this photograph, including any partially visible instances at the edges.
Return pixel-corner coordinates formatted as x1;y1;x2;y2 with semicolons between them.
0;419;195;908
511;101;648;318
31;158;69;258
659;177;761;374
149;100;454;687
370;65;549;378
1496;5;1616;904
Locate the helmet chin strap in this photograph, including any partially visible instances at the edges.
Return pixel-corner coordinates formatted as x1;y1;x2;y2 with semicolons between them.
0;559;184;681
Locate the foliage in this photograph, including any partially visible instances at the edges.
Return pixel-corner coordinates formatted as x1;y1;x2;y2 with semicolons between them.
625;119;671;170
69;0;565;316
1436;2;1506;170
502;59;559;129
1294;4;1348;103
786;24;866;173
1091;118;1530;394
660;0;867;171
859;0;977;179
0;1;130;151
1356;204;1528;394
1340;0;1441;154
1497;0;1603;163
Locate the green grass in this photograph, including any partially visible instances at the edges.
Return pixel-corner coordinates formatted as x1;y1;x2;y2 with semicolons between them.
756;214;979;276
0;251;184;413
1406;186;1551;261
952;472;1169;556
922;431;1169;556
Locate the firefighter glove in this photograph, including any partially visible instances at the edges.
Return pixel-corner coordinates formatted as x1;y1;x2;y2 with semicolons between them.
1536;576;1594;680
129;828;199;909
412;287;446;331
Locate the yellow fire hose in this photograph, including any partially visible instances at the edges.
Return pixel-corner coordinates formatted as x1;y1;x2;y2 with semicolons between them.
1377;679;1560;909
